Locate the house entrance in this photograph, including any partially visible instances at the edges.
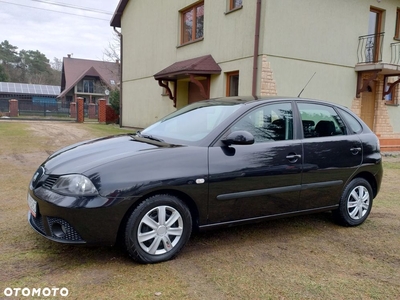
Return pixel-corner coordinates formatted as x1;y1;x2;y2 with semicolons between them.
188;79;208;104
360;81;376;130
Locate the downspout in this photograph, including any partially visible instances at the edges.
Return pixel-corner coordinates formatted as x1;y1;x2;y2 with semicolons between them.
114;26;123;127
252;0;262;99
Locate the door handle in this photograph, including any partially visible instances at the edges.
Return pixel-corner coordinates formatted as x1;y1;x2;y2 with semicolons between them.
350;147;361;155
286;154;301;162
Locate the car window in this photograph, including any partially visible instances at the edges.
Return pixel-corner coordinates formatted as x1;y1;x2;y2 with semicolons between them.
338;108;363;134
298;103;347;138
142;101;243;143
231;102;293;143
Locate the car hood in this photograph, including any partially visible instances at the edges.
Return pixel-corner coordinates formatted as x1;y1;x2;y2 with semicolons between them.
43;134;180;174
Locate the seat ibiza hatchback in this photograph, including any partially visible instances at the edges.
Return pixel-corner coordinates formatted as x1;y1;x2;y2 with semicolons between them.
28;97;383;263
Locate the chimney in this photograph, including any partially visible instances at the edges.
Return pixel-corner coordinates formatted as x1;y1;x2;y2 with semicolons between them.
67;54;71;58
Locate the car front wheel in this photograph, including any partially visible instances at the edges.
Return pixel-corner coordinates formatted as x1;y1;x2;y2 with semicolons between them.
125;194;192;263
333;178;373;226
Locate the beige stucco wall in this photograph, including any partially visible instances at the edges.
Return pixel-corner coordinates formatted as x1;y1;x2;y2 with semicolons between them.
120;0;258;127
119;0;400;132
260;0;400;134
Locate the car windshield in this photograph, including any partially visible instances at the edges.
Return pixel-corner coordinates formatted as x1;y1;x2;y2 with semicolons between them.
141;100;243;144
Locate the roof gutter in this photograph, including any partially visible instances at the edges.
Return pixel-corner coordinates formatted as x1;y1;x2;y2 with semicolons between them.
252;0;262;99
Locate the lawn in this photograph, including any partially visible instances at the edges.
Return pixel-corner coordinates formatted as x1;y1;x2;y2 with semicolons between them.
0;120;399;299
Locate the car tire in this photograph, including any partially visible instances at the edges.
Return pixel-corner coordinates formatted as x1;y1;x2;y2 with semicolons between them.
333;178;373;226
124;194;192;263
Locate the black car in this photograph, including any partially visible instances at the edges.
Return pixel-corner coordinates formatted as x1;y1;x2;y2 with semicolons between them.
28;96;383;263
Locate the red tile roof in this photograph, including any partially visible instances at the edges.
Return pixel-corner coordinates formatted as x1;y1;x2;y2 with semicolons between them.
154;55;221;80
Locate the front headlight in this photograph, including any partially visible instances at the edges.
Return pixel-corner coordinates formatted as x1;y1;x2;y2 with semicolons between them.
52;175;98;196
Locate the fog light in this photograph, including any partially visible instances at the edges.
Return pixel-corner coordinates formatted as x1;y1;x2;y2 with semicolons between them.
52;223;66;238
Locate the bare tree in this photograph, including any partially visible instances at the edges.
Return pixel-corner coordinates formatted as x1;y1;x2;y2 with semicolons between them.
103;31;120;63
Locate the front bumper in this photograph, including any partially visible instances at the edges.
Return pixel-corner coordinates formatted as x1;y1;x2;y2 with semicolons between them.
27;187;136;246
28;211;86;244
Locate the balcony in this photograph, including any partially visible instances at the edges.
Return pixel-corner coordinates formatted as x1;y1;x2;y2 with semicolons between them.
357;33;384;64
356;32;400;74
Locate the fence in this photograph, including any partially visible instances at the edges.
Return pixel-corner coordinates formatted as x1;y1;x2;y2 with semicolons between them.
0;98;117;124
18;100;70;118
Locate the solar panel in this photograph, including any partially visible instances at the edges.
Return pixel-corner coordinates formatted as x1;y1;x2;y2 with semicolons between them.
0;82;60;96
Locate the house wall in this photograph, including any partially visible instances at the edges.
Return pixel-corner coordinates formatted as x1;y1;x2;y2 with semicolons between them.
261;0;400;136
120;0;259;127
120;0;400;133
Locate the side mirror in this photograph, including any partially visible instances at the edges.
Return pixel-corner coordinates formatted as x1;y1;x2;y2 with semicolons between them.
222;131;255;146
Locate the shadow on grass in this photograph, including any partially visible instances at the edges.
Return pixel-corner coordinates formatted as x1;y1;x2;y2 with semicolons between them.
29;211;335;266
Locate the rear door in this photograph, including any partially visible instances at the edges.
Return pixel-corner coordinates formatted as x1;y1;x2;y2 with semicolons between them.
297;102;362;210
207;102;303;224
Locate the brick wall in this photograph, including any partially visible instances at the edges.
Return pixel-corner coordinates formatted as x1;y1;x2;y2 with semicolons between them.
260;55;278;96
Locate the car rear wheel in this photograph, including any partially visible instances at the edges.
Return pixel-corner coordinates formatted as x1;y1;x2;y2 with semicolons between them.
333;178;373;226
125;194;192;263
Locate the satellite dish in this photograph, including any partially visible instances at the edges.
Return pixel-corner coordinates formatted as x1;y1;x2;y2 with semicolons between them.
105;89;110;95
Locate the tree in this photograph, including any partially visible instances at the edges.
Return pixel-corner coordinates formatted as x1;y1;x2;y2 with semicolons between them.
103;32;121;122
103;31;121;64
0;65;8;81
0;40;61;85
109;88;120;115
0;40;19;82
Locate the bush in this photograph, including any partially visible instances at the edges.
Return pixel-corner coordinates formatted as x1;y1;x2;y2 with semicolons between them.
109;89;120;115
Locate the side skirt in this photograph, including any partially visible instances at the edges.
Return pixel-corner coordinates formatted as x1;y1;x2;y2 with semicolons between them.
199;205;339;231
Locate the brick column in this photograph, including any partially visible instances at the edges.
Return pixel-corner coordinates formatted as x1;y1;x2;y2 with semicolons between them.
98;99;106;123
77;97;84;123
9;99;18;117
70;102;77;119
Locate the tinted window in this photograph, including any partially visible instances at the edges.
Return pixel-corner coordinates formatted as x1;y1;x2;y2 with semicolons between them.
298;103;346;138
142;101;242;143
232;102;293;143
338;108;363;134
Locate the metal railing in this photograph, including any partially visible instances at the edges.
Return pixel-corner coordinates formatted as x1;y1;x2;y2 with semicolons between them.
390;42;400;64
18;100;70;118
357;32;384;63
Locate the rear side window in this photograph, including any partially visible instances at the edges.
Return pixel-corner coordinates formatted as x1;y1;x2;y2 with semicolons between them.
298;103;346;138
338;108;363;134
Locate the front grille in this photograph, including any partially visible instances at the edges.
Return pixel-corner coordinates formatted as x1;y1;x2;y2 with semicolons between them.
42;175;60;189
47;217;83;241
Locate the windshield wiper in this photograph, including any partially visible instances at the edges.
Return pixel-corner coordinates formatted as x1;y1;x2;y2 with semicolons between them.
135;131;164;143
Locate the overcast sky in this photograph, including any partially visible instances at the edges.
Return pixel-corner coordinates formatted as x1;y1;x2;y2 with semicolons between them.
0;0;120;62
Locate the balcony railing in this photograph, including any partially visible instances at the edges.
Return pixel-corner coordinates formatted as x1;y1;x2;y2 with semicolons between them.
390;42;400;64
357;32;384;63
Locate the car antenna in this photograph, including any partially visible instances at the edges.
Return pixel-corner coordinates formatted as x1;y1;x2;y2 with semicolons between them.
297;72;316;97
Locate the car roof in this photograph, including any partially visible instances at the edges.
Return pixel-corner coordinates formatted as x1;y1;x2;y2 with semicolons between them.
208;96;347;109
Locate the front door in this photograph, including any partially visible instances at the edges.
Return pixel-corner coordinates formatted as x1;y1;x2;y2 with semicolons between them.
188;79;208;104
207;102;303;224
360;80;376;130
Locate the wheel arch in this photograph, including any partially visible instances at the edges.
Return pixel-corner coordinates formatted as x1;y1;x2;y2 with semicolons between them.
116;189;200;243
351;171;378;198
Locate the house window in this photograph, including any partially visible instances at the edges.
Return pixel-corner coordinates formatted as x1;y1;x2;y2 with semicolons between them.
83;80;94;93
384;79;399;105
229;0;242;10
395;8;400;40
181;2;204;44
226;71;239;96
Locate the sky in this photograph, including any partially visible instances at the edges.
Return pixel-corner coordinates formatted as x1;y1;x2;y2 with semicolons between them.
0;0;121;63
